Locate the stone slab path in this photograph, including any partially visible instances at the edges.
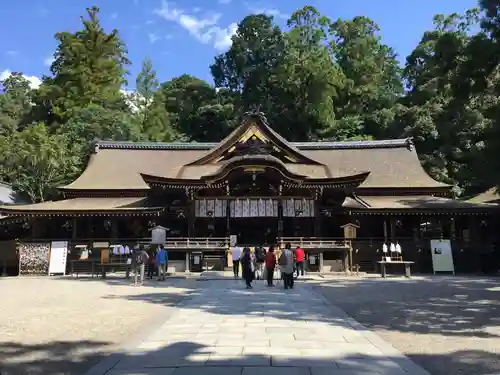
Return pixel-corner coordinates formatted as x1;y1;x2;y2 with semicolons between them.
89;279;431;375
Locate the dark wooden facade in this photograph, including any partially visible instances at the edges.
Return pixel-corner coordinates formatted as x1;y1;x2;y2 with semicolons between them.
0;111;498;274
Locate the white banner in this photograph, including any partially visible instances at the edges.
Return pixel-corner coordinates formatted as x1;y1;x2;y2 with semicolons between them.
430;239;455;274
48;241;68;276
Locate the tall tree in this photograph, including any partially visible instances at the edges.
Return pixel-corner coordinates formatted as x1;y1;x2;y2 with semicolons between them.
211;14;286;110
329;16;403;138
133;58;180;141
392;11;488;196
211;8;341;141
0;73;34;135
161;75;236;141
38;6;130;125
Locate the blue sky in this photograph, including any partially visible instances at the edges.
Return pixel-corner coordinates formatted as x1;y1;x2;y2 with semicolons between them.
0;0;477;89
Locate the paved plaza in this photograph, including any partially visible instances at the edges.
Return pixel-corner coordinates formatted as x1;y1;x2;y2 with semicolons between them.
86;279;431;375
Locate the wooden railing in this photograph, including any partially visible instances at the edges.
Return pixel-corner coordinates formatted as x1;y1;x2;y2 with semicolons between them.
164;237;230;249
23;237;231;249
278;237;350;249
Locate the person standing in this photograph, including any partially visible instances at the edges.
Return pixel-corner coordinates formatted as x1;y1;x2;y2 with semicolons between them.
295;246;305;277
279;243;295;290
255;246;266;279
156;244;167;281
132;247;149;286
231;246;241;277
265;245;277;287
147;248;156;280
241;247;254;289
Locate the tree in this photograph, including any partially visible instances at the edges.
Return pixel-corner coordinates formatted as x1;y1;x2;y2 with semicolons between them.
1;123;77;202
211;14;286;110
38;6;130;126
0;72;34;135
210;8;341;141
132;58;181;141
391;11;489;196
161;75;236;141
329;16;403;138
273;6;340;140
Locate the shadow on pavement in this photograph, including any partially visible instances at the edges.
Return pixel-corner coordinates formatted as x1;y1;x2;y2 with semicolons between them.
0;340;112;375
311;276;500;338
2;339;500;375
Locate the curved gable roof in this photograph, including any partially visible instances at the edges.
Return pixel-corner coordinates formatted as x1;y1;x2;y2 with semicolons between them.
186;111;323;166
61;125;448;192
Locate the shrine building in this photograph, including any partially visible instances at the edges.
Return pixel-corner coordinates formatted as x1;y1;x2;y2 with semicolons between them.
0;111;498;275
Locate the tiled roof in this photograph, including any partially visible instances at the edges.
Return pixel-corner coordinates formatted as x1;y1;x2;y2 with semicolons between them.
96;138;411;150
0;197;163;216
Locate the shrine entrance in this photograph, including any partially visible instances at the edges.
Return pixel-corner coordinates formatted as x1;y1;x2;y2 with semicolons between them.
231;217;278;245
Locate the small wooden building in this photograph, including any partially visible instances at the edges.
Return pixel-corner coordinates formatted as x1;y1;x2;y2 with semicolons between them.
0;111;498;274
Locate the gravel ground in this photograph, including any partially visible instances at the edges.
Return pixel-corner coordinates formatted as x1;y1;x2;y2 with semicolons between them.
0;276;197;375
311;276;500;375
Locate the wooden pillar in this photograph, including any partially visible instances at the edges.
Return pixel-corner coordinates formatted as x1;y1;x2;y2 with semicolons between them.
226;199;230;236
314;189;321;237
450;216;456;240
389;217;397;243
71;218;77;240
383;218;388;242
86;217;93;238
31;219;40;239
277;200;283;240
186;190;195;237
111;219;118;241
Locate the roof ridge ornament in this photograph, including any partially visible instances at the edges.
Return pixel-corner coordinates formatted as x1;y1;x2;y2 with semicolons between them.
244;106;268;124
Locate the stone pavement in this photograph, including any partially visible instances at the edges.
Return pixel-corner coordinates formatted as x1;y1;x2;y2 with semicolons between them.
89;279;431;375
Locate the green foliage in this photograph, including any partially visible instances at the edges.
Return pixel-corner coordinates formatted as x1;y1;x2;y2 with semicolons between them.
132;58;182;141
39;6;130;124
161;74;236;141
0;72;34;135
0;3;498;201
0;123;77;203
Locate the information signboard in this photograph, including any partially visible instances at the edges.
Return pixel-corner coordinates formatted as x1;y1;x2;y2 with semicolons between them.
48;241;68;276
430;239;455;274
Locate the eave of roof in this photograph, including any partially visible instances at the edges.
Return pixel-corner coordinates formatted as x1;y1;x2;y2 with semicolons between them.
0;197;164;217
95;138;412;151
349;195;497;213
465;187;500;204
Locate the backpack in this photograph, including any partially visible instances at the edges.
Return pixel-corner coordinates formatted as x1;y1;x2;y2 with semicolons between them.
134;251;144;265
255;247;265;262
279;250;288;266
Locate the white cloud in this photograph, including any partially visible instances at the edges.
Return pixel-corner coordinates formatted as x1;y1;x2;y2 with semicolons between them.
165;34;173;40
44;56;55;67
148;32;161;43
192;7;201;12
0;70;42;89
145;20;154;25
154;1;236;51
111;12;118;19
6;50;18;56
